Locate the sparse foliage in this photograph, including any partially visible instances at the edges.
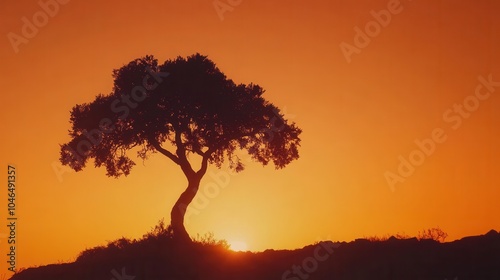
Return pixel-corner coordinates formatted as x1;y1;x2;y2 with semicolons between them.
193;232;230;250
364;228;449;243
364;232;410;242
142;218;174;240
417;227;448;243
75;220;229;265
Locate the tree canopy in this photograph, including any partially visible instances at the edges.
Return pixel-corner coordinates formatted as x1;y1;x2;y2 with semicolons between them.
60;53;301;179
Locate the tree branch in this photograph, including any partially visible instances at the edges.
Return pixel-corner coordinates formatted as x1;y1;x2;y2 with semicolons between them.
173;128;196;177
197;155;209;177
149;137;180;165
174;128;186;159
194;147;204;157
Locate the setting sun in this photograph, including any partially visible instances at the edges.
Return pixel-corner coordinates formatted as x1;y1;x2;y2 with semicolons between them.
228;240;248;252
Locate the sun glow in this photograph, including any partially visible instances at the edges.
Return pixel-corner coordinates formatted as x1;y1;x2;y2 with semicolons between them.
228;240;248;252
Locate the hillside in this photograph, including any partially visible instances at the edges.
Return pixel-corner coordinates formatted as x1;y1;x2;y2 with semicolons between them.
11;228;500;280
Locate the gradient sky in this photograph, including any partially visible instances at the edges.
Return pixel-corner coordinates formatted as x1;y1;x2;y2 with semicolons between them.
1;0;499;273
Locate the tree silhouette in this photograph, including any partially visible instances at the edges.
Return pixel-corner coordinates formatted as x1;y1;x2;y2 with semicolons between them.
60;53;302;241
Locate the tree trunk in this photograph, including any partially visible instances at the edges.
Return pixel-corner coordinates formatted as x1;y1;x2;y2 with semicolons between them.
171;174;201;243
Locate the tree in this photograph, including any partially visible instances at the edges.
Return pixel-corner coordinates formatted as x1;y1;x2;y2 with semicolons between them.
60;53;302;242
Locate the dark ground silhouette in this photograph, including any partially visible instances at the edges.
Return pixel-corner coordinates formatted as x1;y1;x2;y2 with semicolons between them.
10;226;500;280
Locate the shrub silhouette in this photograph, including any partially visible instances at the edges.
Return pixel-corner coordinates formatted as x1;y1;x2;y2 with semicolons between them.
193;232;230;250
417;227;448;242
363;228;448;242
364;232;411;242
75;219;230;266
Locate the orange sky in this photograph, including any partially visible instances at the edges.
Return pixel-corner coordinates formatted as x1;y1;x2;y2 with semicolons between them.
1;0;499;273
